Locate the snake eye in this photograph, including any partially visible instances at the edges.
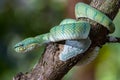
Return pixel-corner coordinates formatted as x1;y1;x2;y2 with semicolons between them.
14;43;24;48
19;44;24;46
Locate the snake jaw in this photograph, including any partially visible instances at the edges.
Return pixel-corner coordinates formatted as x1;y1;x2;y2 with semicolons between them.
14;46;26;53
25;43;40;53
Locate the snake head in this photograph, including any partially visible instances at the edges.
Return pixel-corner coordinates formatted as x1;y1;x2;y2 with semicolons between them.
14;38;40;53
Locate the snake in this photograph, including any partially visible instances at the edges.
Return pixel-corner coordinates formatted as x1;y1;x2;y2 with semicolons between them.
14;3;115;61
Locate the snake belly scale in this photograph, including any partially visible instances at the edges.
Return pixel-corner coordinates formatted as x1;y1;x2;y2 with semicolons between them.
14;3;115;61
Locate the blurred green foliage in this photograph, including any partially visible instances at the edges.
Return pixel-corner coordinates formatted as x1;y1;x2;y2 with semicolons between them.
0;0;120;80
93;12;120;80
0;0;66;80
95;43;120;80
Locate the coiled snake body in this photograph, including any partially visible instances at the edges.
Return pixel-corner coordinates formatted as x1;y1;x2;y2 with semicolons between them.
14;3;115;61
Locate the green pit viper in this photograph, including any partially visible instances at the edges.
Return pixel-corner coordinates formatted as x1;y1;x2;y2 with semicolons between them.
14;3;115;61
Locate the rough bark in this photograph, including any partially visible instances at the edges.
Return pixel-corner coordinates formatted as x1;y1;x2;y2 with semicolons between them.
14;0;120;80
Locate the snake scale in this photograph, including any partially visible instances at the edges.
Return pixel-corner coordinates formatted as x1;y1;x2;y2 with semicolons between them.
14;3;115;61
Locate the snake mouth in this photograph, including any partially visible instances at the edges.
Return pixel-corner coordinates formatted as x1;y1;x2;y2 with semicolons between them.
14;46;25;53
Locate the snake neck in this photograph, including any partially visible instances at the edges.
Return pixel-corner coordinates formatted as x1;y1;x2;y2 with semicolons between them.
34;33;50;45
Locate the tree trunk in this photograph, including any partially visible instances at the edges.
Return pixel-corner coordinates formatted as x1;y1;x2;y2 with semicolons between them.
14;0;120;80
66;0;91;18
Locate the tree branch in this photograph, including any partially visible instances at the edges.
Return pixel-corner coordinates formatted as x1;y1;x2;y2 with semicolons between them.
14;0;120;80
